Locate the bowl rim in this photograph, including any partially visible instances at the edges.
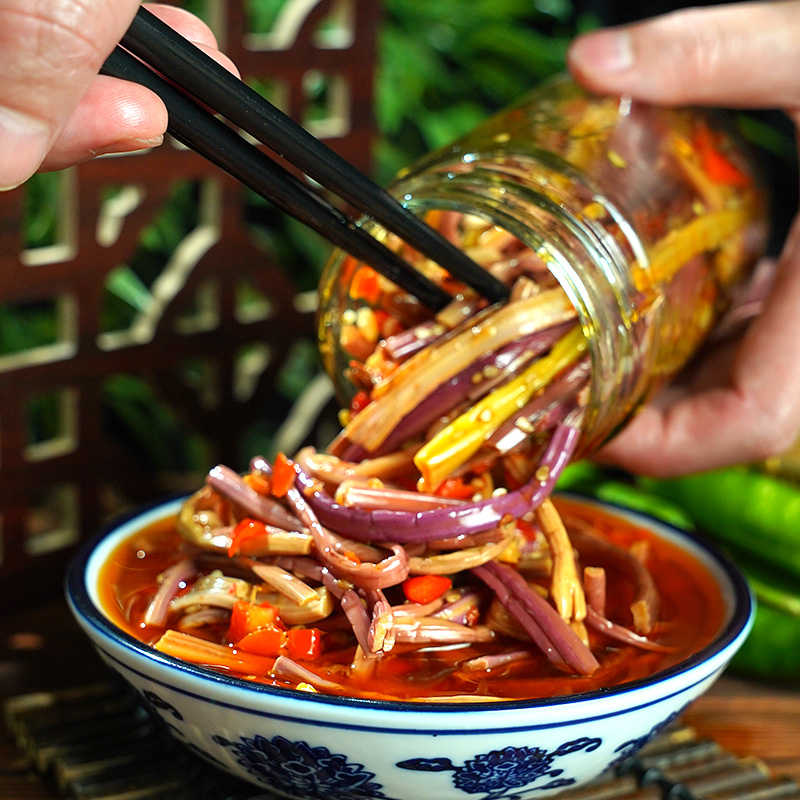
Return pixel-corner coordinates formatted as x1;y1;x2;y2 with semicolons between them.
65;491;754;714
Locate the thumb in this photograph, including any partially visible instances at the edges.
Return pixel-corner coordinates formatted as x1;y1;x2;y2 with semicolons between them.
567;1;800;109
0;0;142;189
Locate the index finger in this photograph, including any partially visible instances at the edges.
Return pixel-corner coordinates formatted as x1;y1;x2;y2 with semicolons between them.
0;0;143;189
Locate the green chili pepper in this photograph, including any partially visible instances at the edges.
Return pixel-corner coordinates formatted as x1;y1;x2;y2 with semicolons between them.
731;600;800;681
640;467;800;581
713;547;800;680
592;481;694;530
557;462;694;529
556;461;609;494
738;555;800;617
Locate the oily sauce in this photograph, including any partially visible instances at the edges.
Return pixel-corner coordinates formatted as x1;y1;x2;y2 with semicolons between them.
98;497;729;702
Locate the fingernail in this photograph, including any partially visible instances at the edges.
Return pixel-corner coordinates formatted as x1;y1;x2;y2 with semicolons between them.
0;107;50;191
90;135;165;157
570;30;635;74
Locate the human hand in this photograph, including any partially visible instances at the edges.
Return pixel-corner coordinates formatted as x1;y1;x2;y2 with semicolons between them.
566;0;800;476
0;1;237;191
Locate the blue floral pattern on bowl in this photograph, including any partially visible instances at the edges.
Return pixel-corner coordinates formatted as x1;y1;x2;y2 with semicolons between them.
210;729;604;800
142;688;183;720
398;736;601;799
609;708;686;771
214;733;390;799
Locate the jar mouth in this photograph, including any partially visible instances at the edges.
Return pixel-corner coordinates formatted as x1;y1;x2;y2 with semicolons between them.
391;159;650;455
319;79;766;471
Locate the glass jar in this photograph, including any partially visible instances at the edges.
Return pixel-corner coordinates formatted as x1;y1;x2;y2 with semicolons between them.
317;74;767;466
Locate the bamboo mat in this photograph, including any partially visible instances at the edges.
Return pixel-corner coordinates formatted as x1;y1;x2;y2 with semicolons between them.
2;679;798;800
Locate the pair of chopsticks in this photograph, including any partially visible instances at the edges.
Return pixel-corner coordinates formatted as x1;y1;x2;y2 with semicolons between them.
101;6;510;312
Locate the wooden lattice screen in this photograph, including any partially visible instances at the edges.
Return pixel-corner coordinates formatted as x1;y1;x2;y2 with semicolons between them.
0;0;379;608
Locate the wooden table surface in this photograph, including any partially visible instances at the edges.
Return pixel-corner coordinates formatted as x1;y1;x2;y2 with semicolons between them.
1;599;798;799
685;675;800;783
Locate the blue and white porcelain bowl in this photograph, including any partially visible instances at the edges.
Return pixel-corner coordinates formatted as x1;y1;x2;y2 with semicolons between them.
66;495;754;800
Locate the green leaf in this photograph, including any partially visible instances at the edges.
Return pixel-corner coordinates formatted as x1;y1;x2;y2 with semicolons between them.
463;25;569;75
106;266;153;313
735;113;796;161
415;103;489;151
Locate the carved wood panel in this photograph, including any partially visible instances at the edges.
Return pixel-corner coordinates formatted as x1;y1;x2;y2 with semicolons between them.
0;0;379;607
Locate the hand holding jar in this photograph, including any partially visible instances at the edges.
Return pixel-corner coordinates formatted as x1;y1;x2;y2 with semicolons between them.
568;0;800;476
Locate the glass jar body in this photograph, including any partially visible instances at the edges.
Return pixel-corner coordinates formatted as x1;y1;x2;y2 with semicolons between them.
318;75;767;460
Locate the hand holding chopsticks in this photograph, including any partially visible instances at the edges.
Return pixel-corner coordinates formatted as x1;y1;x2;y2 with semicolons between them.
102;7;510;311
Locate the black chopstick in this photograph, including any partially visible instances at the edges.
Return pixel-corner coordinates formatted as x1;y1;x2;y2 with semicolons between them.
101;47;452;311
113;6;511;307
